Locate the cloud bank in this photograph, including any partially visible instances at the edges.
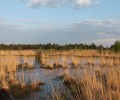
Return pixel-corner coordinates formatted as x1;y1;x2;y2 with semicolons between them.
17;0;98;8
0;18;120;46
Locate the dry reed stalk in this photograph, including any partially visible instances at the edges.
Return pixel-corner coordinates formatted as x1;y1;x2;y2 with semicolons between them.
0;50;36;56
87;57;94;66
62;56;68;68
70;56;79;68
62;67;120;100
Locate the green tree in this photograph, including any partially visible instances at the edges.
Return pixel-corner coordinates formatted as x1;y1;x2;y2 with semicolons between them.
111;40;120;52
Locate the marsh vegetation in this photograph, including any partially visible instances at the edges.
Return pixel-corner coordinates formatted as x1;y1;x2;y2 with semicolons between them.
0;41;120;100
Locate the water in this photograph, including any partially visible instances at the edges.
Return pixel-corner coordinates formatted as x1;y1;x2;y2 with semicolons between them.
0;55;117;100
0;56;79;99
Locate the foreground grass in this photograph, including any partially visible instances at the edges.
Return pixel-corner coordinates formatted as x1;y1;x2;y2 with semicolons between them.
0;56;44;99
9;82;44;99
51;67;120;100
0;80;44;100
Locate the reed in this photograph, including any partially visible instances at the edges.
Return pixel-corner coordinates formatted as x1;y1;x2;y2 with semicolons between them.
40;50;120;69
52;66;120;100
0;50;36;56
0;56;44;99
41;50;120;58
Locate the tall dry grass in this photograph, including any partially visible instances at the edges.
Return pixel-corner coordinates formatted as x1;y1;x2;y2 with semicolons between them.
50;66;120;100
40;53;120;69
0;50;36;56
41;50;120;58
39;54;120;99
0;56;43;99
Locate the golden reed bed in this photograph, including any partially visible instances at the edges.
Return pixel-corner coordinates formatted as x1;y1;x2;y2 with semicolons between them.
0;49;119;57
41;50;120;58
0;50;36;56
40;50;120;69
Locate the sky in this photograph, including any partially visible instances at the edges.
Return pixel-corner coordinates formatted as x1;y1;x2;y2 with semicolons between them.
0;0;120;47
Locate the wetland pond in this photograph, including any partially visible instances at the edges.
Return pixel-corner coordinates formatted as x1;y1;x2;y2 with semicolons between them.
0;55;119;100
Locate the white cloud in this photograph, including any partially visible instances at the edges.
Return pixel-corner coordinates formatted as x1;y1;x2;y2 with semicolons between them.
18;19;42;24
75;0;92;6
110;13;120;17
97;32;106;35
16;0;99;8
0;18;120;46
93;37;120;47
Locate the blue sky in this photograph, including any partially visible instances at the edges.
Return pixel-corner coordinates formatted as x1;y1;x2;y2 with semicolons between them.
0;0;120;47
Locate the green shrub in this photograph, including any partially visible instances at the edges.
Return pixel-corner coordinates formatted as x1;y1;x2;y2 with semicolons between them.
111;40;120;52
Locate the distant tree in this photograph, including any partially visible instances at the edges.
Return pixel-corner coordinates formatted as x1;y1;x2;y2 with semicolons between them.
110;40;120;52
90;43;97;49
98;45;104;50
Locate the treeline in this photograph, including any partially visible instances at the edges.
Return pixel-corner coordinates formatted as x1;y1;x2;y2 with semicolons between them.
0;43;105;50
0;40;120;52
